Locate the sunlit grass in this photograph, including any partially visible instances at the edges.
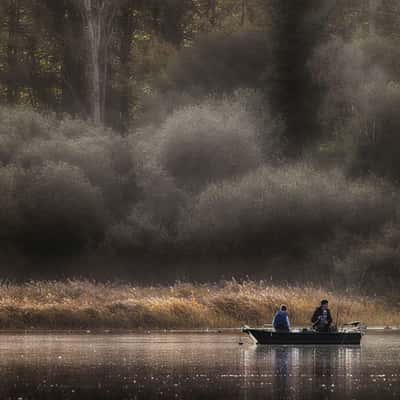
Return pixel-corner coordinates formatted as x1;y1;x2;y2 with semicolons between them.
0;280;397;330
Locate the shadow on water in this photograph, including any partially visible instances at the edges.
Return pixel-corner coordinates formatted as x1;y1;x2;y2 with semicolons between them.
242;345;362;399
0;333;397;399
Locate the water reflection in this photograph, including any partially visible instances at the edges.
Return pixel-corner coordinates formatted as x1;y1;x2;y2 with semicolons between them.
0;333;397;399
243;345;362;399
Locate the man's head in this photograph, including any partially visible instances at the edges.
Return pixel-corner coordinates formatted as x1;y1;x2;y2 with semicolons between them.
320;299;329;310
280;304;287;312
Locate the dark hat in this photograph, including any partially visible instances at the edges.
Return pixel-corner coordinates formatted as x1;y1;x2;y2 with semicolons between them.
321;299;329;305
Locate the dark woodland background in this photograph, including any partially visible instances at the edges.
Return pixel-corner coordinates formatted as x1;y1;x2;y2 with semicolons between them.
0;0;399;297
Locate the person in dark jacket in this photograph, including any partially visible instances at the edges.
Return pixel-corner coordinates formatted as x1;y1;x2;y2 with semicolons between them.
311;299;333;332
272;304;291;332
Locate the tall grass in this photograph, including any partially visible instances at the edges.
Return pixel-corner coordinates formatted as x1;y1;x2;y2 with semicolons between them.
0;280;397;330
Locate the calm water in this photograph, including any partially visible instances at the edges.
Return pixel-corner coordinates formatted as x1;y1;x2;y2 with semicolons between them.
0;332;398;399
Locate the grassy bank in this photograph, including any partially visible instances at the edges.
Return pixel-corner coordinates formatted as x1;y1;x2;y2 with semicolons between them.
0;280;397;330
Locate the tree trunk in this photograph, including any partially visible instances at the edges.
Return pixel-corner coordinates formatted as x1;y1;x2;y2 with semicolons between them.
241;0;248;27
7;0;19;104
74;0;118;124
269;0;326;155
118;2;135;132
85;3;102;124
208;0;216;28
152;0;185;46
369;0;382;35
46;0;87;115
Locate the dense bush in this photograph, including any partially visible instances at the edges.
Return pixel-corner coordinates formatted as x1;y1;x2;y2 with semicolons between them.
0;108;136;257
312;35;400;182
107;92;281;252
0;161;107;255
104;169;187;252
336;225;400;298
135;92;281;190
164;32;271;95
156;101;260;190
0;103;399;288
307;35;400;294
0;165;22;237
138;32;272;127
20;162;106;253
0;108;53;165
179;165;396;257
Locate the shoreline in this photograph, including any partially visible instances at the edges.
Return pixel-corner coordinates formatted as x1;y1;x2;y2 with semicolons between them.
0;327;398;335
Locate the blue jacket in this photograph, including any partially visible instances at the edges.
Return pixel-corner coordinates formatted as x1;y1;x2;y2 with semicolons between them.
272;310;290;331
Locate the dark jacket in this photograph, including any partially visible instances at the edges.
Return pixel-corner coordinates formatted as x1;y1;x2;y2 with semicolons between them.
311;307;332;330
273;310;290;331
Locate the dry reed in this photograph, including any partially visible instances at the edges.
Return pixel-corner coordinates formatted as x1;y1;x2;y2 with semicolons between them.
0;280;397;330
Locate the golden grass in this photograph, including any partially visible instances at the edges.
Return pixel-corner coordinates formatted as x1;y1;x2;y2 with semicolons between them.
0;280;397;330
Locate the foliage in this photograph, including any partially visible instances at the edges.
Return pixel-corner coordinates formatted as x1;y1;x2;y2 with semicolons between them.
164;32;271;95
336;225;400;298
311;35;400;182
179;165;395;258
0;107;134;257
1;1;400;294
0;0;270;130
149;95;265;191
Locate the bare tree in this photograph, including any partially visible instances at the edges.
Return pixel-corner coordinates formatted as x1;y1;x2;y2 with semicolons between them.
6;0;19;104
208;0;217;27
72;0;122;124
369;0;382;35
241;0;248;27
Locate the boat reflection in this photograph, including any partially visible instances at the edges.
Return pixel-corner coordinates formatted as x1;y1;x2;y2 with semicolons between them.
243;345;361;399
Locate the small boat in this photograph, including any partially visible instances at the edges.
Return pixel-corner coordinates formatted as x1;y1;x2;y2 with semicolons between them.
242;326;363;345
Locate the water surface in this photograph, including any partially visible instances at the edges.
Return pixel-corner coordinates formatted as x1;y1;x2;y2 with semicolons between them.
0;332;398;399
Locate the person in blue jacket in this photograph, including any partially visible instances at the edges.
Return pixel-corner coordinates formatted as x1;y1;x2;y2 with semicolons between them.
272;304;291;332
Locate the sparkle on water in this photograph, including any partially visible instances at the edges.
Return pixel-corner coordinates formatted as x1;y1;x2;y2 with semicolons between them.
0;332;398;399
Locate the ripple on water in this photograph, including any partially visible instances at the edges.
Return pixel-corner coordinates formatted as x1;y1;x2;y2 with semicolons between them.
0;332;398;399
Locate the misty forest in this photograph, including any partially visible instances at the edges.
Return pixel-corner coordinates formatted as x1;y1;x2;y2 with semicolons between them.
0;0;400;300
